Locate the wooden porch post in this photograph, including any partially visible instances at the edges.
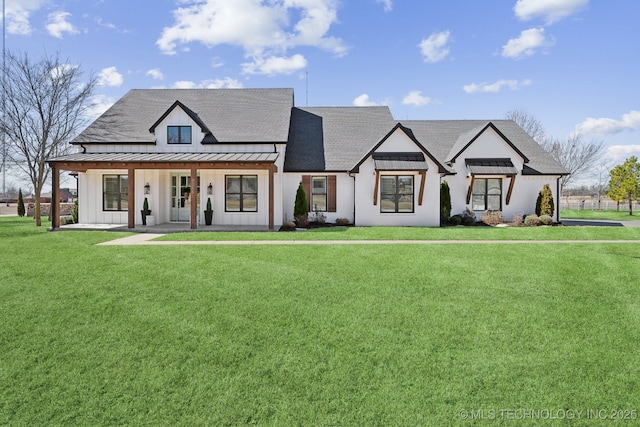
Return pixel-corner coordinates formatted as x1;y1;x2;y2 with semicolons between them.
190;167;198;229
51;164;60;229
269;165;275;230
128;167;135;228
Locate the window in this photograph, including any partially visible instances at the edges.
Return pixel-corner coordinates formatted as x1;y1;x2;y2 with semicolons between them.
311;176;327;211
380;175;414;213
472;178;502;211
103;175;128;211
167;126;192;144
225;175;258;212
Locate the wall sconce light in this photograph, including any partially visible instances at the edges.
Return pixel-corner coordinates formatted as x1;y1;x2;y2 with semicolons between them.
207;183;213;195
144;183;150;194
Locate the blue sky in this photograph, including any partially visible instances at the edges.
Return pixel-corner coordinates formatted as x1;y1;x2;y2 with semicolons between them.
3;0;640;171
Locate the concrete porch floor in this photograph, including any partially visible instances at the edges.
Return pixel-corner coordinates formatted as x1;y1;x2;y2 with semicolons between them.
58;222;273;233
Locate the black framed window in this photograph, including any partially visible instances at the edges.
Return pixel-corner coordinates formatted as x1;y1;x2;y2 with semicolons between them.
311;176;327;212
225;175;258;212
472;178;502;211
103;175;128;211
167;126;192;144
380;175;414;213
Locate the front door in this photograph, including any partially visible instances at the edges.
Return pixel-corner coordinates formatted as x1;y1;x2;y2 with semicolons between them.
170;173;199;222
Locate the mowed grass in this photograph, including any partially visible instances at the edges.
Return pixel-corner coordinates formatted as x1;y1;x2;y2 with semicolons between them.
155;224;640;241
1;217;640;426
561;208;640;221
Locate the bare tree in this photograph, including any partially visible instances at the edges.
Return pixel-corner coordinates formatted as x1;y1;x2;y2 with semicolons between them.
505;109;605;193
505;109;547;143
0;51;96;226
540;133;605;191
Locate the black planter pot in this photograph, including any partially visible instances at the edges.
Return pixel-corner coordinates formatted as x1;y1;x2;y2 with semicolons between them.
141;209;152;225
204;210;213;225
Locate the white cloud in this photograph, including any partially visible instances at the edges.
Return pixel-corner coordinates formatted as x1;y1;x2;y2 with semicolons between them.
173;78;243;89
376;0;393;13
502;27;552;59
46;11;79;39
146;68;164;80
97;67;124;87
604;145;640;164
402;91;431;107
418;31;450;63
576;111;640;135
463;79;532;94
156;0;345;76
4;0;49;35
86;94;115;120
514;0;588;24
353;94;382;107
242;54;307;75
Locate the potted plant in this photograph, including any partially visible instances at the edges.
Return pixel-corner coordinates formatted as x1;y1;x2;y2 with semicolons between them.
204;197;213;225
141;197;151;225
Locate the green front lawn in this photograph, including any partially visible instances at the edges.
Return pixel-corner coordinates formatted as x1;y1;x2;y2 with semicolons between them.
1;217;640;425
155;224;640;241
561;208;640;221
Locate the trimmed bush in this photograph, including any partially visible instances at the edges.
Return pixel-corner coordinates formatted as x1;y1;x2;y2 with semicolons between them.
17;189;25;217
279;221;297;231
461;208;476;226
440;181;451;225
539;214;553;225
294;182;308;226
539;184;554;217
481;211;503;226
335;218;350;226
509;215;523;227
449;215;462;226
524;214;541;226
72;200;78;224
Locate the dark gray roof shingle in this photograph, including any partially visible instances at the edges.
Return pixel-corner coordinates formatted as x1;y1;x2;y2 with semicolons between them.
73;88;294;144
284;106;395;172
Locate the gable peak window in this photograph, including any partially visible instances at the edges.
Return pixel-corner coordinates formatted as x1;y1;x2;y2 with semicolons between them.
168;125;192;144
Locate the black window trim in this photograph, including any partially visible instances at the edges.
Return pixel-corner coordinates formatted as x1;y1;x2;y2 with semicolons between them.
167;125;192;144
225;174;258;213
380;174;415;214
102;174;128;212
472;177;503;211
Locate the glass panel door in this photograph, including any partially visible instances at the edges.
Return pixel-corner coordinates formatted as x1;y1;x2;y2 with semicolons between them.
170;173;200;221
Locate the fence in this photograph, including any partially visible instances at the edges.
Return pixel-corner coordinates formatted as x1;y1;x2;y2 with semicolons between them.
561;199;637;211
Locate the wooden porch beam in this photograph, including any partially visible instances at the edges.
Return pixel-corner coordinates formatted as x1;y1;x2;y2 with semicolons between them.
466;175;475;205
506;175;516;205
418;171;426;206
373;171;380;205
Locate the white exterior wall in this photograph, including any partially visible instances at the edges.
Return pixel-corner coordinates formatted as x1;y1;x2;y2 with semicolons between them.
354;129;441;227
446;127;561;222
282;173;355;224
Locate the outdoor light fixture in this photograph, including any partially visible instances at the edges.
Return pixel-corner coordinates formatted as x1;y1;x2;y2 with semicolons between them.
144;182;150;194
207;183;213;195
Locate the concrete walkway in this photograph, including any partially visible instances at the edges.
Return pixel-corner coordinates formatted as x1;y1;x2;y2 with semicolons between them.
98;233;640;246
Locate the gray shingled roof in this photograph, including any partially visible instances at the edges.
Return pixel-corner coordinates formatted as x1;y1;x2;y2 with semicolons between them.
284;106;396;172
73;88;294;144
399;120;567;175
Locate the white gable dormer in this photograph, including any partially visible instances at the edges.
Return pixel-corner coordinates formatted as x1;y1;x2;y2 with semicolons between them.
148;100;212;151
